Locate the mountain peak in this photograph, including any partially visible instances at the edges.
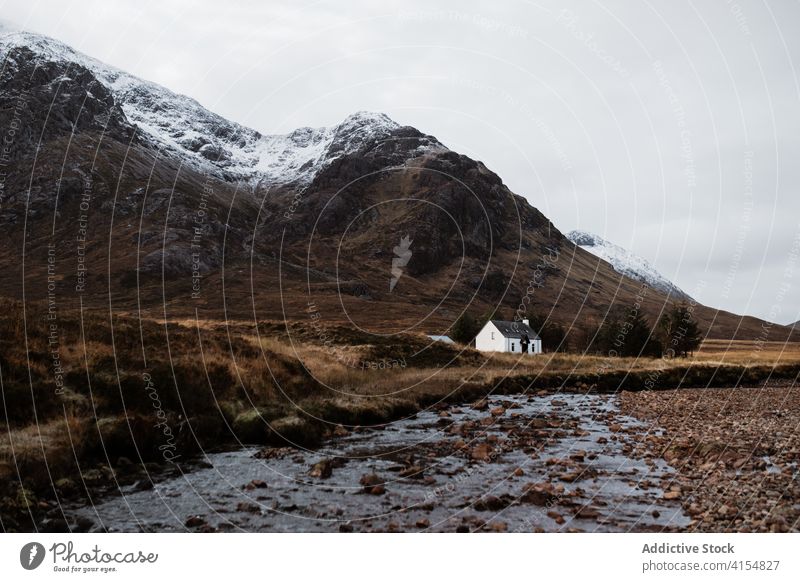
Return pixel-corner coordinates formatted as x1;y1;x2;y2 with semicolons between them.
340;110;398;127
335;111;400;136
568;230;691;300
0;29;445;188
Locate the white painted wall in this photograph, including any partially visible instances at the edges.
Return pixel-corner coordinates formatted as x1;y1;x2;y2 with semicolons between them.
475;321;506;352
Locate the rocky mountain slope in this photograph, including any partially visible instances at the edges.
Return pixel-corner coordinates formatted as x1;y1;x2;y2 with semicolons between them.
567;230;691;300
0;26;443;186
0;26;794;342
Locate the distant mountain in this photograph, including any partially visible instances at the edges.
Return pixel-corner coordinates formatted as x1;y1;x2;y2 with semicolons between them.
567;231;691;300
0;24;792;342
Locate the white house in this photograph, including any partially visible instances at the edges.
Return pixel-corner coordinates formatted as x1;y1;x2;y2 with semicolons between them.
427;335;455;344
475;319;542;354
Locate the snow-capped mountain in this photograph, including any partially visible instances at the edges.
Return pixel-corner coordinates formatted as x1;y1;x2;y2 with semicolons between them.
0;25;444;186
0;23;790;344
567;230;691;300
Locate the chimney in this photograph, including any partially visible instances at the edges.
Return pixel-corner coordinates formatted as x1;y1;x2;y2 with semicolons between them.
522;318;529;326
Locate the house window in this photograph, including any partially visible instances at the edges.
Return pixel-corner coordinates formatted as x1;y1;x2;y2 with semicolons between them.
491;332;495;340
511;343;515;352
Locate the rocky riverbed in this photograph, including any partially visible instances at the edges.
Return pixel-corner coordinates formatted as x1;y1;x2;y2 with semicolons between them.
621;383;800;532
55;392;691;532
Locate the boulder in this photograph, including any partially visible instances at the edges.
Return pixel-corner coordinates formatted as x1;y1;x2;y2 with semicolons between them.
309;460;333;479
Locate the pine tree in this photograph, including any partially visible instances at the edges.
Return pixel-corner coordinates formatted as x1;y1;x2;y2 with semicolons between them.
451;312;480;345
622;310;662;357
659;303;702;357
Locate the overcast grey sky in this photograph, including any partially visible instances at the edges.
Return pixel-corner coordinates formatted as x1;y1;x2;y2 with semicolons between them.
3;0;799;324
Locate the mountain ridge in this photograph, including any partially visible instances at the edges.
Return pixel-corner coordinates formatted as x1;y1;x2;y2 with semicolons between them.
567;230;691;301
0;26;444;186
0;26;796;343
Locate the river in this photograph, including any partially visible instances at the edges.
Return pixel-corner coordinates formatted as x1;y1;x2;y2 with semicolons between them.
63;392;690;532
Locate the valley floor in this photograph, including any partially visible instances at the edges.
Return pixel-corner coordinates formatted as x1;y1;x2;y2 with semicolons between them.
1;308;799;532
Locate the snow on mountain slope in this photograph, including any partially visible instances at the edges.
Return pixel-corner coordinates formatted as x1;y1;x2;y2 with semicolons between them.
0;26;444;186
567;230;691;300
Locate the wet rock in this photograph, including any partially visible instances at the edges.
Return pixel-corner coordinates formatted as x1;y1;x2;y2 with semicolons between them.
470;443;494;462
332;424;350;438
474;496;499;511
547;510;565;525
474;494;515;511
236;502;261;514
529;417;549;429
309;460;333;479
243;479;268;490
55;478;78;497
253;446;294;460
398;465;425;479
521;483;560;506
558;471;583;483
185;515;207;528
471;400;488;411
360;473;386;495
82;468;105;485
573;505;601;520
415;518;430;528
339;522;354;532
687;503;703;516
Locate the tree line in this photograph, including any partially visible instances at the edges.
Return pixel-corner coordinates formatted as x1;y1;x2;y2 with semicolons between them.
450;303;702;358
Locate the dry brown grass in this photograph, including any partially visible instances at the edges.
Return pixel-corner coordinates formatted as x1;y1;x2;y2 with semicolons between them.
0;413;87;485
698;339;800;366
256;331;800;402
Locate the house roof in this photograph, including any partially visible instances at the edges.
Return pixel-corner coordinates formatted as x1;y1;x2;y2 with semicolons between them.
428;335;454;344
489;320;540;340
